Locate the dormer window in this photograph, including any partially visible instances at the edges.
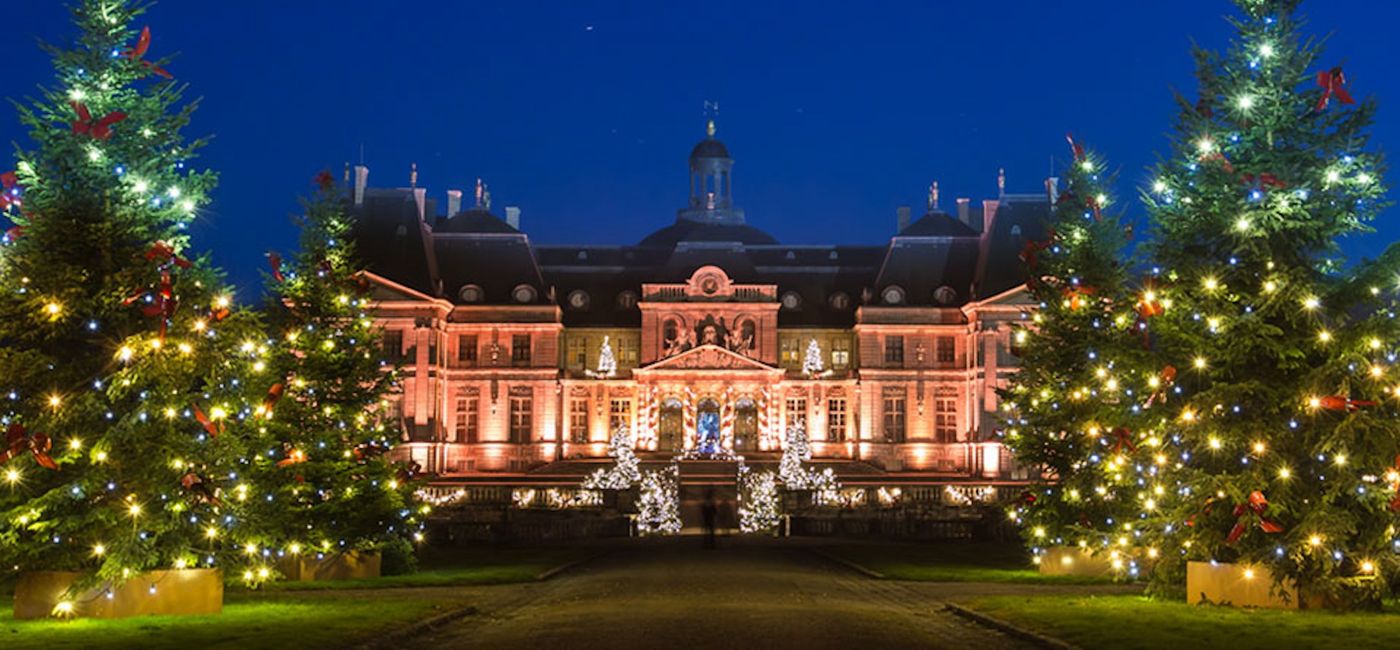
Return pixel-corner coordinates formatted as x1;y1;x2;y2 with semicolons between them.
567;290;590;310
781;291;802;310
882;285;906;305
617;290;639;309
512;284;537;304
458;284;484;303
934;286;957;305
829;292;851;310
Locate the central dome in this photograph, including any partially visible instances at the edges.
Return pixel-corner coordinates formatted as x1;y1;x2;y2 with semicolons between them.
638;220;777;247
690;138;730;160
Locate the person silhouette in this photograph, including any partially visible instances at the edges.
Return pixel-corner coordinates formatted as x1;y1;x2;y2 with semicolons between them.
701;486;718;549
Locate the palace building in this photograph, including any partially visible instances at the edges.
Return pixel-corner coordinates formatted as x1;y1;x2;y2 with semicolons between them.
353;121;1050;487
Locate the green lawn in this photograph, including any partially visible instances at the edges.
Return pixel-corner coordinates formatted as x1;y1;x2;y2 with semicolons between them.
0;591;467;650
259;544;591;591
966;594;1400;650
819;541;1117;584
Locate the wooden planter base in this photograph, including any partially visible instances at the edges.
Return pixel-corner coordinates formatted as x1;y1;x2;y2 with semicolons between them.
1186;561;1327;609
277;550;382;582
13;569;223;620
1037;546;1119;577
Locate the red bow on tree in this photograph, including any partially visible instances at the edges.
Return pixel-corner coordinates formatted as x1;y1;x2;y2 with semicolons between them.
70;102;127;141
124;26;173;79
192;404;222;438
260;382;285;416
123;270;177;342
396;460;423;483
0;171;20;212
1108;427;1136;455
1;423;58;470
1241;172;1286;190
1065;132;1085;161
1018;229;1056;271
1200;151;1235;174
144;241;193;269
1016;490;1038;506
1062;284;1096;310
180;471;223;506
314;170;335;190
267;251;285;283
1314;395;1377;412
1145;365;1177;407
276;447;308;468
1315;66;1355;112
1226;490;1285;544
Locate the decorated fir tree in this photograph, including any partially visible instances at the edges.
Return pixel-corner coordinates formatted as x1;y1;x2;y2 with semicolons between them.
1001;138;1147;571
737;464;781;534
801;338;823;376
582;424;641;490
0;1;270;595
1134;0;1398;603
636;463;682;535
235;177;420;578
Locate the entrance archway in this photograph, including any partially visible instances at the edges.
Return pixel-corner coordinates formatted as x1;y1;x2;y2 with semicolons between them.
658;398;683;452
697;398;721;454
734;398;758;452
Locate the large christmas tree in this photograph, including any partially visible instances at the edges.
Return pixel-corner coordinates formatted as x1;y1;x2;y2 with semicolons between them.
1136;0;1397;602
234;177;420;578
0;1;269;591
1002;138;1149;572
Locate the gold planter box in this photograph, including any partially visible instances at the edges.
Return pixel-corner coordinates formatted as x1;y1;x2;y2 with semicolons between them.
1186;561;1328;609
277;551;382;582
13;569;223;620
1038;546;1118;577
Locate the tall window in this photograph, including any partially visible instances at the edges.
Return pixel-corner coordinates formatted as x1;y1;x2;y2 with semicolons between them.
935;336;955;365
569;398;590;443
609;399;632;433
884;335;904;366
785;397;807;430
454;394;478;443
780;338;801;368
883;389;906;442
827;398;847;442
511;334;532;366
831;337;850;369
934;388;958;442
567;337;587;370
382;330;404;362
509;394;532;443
617;336;638;367
458;334;477;366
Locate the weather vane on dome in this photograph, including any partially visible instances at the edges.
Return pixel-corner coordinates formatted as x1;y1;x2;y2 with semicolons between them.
704;100;719;137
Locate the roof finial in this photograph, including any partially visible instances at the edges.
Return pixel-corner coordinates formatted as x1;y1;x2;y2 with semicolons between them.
704;100;720;137
474;178;484;208
410;162;418;188
997;167;1006;195
343;161;350;183
928;181;940;211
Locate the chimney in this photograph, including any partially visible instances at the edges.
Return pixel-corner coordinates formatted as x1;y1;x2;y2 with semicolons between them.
446;189;462;216
979;199;1000;234
1045;177;1060;204
896;206;911;233
956;198;971;227
505;206;521;230
353;165;369;206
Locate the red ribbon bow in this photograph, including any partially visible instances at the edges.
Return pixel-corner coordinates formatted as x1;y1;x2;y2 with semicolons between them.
1226;490;1284;544
276;447;308;468
144;241;193;270
314;170;335;190
1065;132;1085;161
260;382;285;416
1241;172;1286;190
1018;229;1056;271
1;423;58;470
0;171;20;212
1200;151;1235;174
123;270;177;342
1315;395;1377;412
70;102;127;141
1062;284;1096;310
180;472;223;507
1109;427;1136;455
1145;365;1177;407
124;26;173;79
267;251;285;283
1315;66;1355;112
192;404;222;438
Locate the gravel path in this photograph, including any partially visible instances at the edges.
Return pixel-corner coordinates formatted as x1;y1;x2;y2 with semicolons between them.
414;537;1044;650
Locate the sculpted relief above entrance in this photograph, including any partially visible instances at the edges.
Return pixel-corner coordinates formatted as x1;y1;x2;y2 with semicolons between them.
639;266;782;366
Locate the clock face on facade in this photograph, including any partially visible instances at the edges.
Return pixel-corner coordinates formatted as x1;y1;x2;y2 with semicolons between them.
701;277;719;294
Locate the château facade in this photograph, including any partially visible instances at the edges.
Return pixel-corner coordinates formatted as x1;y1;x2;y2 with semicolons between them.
354;122;1050;484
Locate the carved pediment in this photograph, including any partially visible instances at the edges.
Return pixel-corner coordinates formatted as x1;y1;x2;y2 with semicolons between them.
639;344;778;372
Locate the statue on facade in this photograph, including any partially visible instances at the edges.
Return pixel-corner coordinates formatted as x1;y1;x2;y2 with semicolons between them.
726;325;751;356
666;327;695;357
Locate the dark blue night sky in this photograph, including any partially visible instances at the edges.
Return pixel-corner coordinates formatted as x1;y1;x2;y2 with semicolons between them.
3;1;1398;293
